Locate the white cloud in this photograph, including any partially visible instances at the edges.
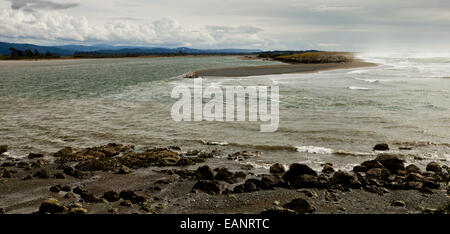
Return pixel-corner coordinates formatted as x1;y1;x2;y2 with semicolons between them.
0;9;271;48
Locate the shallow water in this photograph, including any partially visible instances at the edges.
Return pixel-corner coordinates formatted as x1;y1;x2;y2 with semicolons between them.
0;54;449;171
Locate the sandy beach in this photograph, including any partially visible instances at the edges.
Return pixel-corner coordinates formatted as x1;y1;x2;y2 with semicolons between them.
196;59;377;77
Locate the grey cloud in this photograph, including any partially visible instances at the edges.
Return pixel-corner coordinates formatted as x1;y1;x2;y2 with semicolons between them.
7;0;79;12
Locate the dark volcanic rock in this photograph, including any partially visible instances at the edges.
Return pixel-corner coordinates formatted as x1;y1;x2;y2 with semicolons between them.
50;185;62;193
270;163;286;174
119;190;146;203
375;154;405;173
282;163;317;186
322;163;335;174
290;174;318;188
426;162;442;173
28;153;44;159
196;165;214;180
34;169;51;179
283;198;315;214
332;170;360;188
261;174;283;189
373;143;389;151
118;165;131;174
54;147;75;157
406;164;421;174
361;160;384;170
103;191;120;202
39;198;67;214
0;145;8;155
192;180;222;194
366;168;391;181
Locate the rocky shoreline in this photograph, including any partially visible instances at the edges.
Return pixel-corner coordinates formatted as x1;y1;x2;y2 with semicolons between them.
0;143;449;214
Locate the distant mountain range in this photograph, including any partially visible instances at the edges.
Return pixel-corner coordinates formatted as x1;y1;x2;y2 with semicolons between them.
0;42;262;56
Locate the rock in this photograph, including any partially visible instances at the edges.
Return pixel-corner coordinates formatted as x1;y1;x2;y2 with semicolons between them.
353;165;367;173
118;165;131;174
108;207;119;213
54;172;66;179
176;157;194;166
213;168;237;183
73;186;88;195
426;162;442;173
322;164;335;174
103;191;120;202
290;174;318;188
39;198;67;214
375;155;405;173
261;174;283;189
34;169;51;179
261;206;296;215
423;179;440;189
391;200;406;207
366;168;391;181
0;145;8;155
184;72;198;79
270;163;286;174
373;143;389;151
81;192;101;203
192;180;223;194
69;207;88;214
361;160;384;170
50;185;62;193
406;164;421;174
365;185;390;195
317;174;330;189
282;164;317;186
196;165;214;180
405;173;423;182
407;181;423;190
119;190;146;203
0;208;5;214
325;190;341;201
242;180;259;192
17;162;30;168
28;153;44;159
332;170;359;188
298;189;318;198
64;193;76;199
120;200;133;207
31;159;48;168
283;198;316;214
54;147;75;157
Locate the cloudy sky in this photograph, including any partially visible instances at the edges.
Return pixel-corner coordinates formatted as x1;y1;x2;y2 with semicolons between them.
1;0;450;52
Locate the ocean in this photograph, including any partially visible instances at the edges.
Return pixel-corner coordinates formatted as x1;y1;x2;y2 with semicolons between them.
1;54;449;172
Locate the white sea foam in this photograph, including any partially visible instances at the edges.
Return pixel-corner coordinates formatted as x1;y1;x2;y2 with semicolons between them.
296;145;333;154
348;86;371;90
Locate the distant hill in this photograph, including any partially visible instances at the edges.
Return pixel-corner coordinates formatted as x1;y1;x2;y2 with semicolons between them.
0;42;262;56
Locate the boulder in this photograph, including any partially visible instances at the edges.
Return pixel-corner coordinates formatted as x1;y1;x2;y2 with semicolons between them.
373;143;389;151
366;168;391;181
406;164;421;174
332;170;359;188
39;198;67;214
290;174;318;188
426;162;442;173
50;185;62;193
118;165;131;174
28;153;44;159
69;207;88;214
283;198;315;214
321;164;335;174
375;155;405;173
119;190;146;203
0;145;8;155
261;174;283;189
54;147;75;157
282;164;317;186
361;160;384;170
353;165;367;173
192;180;222;194
391;200;406;207
103;191;120;202
61;185;71;192
34;169;51;179
196;165;214;180
270;163;286;174
405;173;423;182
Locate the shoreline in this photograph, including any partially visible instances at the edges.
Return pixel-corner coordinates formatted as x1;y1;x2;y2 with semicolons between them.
0;143;448;214
196;58;377;77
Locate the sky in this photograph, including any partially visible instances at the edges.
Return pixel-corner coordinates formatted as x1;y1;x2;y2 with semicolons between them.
1;0;450;52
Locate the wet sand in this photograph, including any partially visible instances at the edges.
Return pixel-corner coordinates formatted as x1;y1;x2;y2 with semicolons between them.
196;59;377;77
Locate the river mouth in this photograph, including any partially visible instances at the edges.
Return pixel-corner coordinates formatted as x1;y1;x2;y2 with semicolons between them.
0;54;450;171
